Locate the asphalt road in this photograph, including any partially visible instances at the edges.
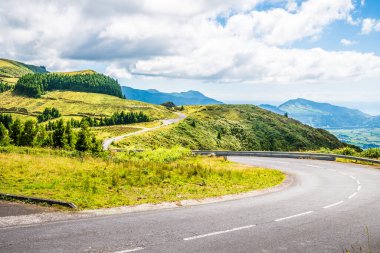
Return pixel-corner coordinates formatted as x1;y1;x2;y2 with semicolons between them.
1;157;380;253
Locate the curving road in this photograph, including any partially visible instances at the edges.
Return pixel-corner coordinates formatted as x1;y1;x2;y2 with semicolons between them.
102;112;186;150
1;157;380;252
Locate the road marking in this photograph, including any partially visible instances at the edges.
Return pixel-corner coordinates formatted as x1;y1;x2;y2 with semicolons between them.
112;247;144;253
348;192;358;199
323;201;344;209
356;180;361;185
358;185;362;191
306;165;323;169
274;211;314;222
340;172;348;176
350;175;357;180
183;224;256;241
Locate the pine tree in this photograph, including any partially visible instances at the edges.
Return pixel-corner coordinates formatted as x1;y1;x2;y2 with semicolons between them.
75;122;92;151
10;119;23;146
52;119;67;148
0;123;10;146
20;120;38;146
65;121;75;149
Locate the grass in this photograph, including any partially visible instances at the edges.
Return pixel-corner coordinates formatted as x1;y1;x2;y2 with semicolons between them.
329;128;380;149
91;125;141;140
0;146;285;209
0;58;47;84
115;104;345;151
0;90;176;120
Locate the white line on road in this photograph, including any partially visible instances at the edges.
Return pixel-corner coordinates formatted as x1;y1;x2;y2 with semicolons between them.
306;165;323;168
183;225;256;241
323;201;344;209
356;180;361;185
350;175;357;180
112;247;144;253
358;185;362;191
274;211;314;222
348;192;358;199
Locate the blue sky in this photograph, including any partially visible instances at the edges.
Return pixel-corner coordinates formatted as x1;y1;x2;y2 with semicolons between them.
1;0;380;114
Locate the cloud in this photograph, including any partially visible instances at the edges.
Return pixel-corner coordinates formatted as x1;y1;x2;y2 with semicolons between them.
1;0;380;85
340;38;356;45
361;18;380;34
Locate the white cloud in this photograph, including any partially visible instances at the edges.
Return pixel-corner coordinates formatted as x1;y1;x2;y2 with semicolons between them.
340;38;356;45
361;18;380;34
1;0;380;86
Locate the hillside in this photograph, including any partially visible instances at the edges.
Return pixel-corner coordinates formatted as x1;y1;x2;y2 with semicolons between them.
114;105;345;151
0;90;175;120
260;98;377;128
0;58;48;84
121;86;223;105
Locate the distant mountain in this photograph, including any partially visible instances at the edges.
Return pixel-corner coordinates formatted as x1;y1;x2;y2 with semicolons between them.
259;104;286;115
0;58;48;84
121;86;223;105
259;98;377;129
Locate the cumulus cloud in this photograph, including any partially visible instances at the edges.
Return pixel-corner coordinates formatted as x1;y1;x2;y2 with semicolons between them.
340;38;356;45
1;0;380;85
361;18;380;34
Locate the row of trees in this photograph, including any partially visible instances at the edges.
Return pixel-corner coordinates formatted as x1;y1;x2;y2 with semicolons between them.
0;82;12;93
37;107;61;123
0;114;101;152
44;111;150;131
14;72;123;98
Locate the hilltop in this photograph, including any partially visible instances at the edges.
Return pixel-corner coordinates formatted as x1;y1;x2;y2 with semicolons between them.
0;58;48;84
114;104;346;151
121;86;223;105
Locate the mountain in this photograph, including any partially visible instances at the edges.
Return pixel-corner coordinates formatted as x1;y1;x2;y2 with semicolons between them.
115;104;345;151
260;98;376;129
0;58;48;84
121;86;223;105
259;104;286;115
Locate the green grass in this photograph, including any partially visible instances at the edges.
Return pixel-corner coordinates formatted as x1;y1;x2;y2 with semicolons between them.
91;125;141;140
0;146;284;209
0;90;176;120
115;105;345;151
0;58;47;84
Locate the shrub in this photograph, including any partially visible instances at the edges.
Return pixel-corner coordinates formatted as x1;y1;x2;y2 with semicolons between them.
362;148;380;159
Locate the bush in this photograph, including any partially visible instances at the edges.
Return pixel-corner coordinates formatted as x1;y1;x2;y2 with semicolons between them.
37;107;61;123
333;147;357;156
362;148;380;159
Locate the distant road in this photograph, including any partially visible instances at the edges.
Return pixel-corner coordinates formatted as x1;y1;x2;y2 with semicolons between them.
102;112;186;150
1;157;380;252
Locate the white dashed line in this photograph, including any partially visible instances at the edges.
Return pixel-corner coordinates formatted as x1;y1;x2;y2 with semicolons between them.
112;247;144;253
274;211;314;222
183;225;256;241
323;201;344;209
348;192;358;199
350;175;356;180
356;180;361;185
358;185;362;191
306;165;323;169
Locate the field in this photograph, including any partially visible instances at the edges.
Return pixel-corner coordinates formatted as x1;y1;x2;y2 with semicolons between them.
114;105;344;151
0;58;47;84
0;90;176;120
0;147;285;209
328;128;380;149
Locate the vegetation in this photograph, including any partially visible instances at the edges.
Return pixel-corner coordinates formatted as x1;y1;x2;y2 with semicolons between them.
0;58;48;84
0;91;175;120
161;101;176;108
0;146;285;209
0;114;100;153
116;105;346;151
315;147;380;160
37;107;61;123
0;82;12;93
14;72;123;98
329;128;380;149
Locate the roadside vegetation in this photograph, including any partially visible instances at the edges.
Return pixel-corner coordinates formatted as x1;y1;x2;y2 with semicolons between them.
314;147;380;160
0;146;285;209
115;105;346;151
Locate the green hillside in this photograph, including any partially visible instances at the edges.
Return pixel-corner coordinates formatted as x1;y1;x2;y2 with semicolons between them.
0;58;48;84
0;90;175;120
115;105;346;151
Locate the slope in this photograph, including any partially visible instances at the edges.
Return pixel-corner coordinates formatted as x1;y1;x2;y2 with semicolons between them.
114;104;345;151
121;86;223;105
0;58;48;84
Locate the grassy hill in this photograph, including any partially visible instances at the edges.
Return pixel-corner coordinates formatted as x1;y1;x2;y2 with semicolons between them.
0;90;175;120
115;104;346;151
0;58;48;84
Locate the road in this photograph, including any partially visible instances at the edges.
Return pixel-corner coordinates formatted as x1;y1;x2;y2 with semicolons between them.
1;157;380;252
102;112;186;150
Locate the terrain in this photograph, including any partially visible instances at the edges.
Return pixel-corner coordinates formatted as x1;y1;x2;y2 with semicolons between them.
114;104;345;151
260;98;380;149
121;86;223;105
0;58;48;84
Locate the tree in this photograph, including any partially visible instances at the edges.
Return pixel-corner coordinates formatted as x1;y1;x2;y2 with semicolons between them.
52;119;67;148
75;122;92;151
0;123;10;146
284;112;288;118
20;120;38;146
65;121;75;149
161;101;176;108
10;119;23;146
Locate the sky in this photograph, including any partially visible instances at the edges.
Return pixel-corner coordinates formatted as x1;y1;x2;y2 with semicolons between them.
1;0;380;114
